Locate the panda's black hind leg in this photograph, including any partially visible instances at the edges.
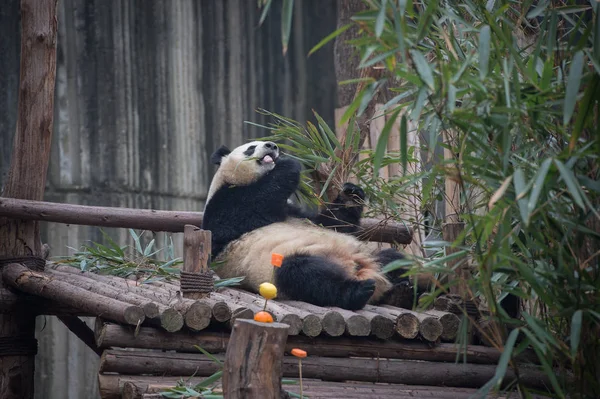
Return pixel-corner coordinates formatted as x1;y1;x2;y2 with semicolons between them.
274;254;376;310
373;248;416;309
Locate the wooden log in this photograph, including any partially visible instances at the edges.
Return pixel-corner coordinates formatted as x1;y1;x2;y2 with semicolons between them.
354;308;394;339
182;225;213;299
382;305;443;342
280;300;345;337
423;309;461;342
45;268;182;332
365;305;420;339
223;319;289;399
129;278;231;323
102;376;535;399
0;287;93;316
179;300;211;331
0;0;59;397
46;269;161;319
218;289;302;335
0;197;411;244
51;265;211;329
99;349;552;391
329;306;370;336
3;264;145;326
95;321;536;365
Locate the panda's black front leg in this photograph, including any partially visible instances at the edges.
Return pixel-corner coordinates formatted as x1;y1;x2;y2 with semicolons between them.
250;156;302;208
311;182;365;233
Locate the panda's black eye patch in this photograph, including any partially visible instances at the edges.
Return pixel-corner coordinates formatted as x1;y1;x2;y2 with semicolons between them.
243;146;257;156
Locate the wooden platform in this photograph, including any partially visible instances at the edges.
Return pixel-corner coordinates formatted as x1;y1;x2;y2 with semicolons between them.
1;262;551;398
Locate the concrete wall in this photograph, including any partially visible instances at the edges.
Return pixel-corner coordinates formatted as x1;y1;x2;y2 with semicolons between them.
0;1;337;397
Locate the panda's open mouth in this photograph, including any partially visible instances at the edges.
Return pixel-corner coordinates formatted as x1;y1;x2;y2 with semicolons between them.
258;152;278;165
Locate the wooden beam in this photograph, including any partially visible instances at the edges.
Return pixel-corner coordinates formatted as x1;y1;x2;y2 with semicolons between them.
0;197;413;244
101;375;505;399
98;349;552;391
57;316;102;356
94;321;538;365
0;1;58;398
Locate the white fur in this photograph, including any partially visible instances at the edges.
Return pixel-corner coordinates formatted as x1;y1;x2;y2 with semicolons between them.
205;141;278;207
214;218;392;303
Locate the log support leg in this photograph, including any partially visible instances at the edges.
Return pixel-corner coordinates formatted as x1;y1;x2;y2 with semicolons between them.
222;319;289;399
181;225;213;299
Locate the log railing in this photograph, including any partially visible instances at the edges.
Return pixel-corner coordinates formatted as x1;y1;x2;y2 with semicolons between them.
0;197;413;244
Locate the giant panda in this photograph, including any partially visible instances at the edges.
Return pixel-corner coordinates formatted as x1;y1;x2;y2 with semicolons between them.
202;140;415;310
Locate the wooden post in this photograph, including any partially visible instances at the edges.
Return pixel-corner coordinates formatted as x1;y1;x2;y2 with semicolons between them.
222;319;289;399
442;129;468;295
181;224;213;299
0;0;58;398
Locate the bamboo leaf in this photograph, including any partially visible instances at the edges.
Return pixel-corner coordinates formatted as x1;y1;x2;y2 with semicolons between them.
479;25;491;80
258;0;272;26
281;0;294;55
375;0;388;38
527;0;549;19
494;328;519;386
527;158;552;215
308;24;351;57
373;107;401;174
410;50;435;90
570;310;583;358
513;168;530;224
554;159;585;210
488;175;512;209
563;51;584;126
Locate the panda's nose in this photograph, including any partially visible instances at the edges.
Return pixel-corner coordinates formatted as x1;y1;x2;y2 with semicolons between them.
265;142;278;151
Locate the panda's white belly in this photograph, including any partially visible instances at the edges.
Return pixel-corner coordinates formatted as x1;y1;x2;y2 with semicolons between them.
214;218;382;292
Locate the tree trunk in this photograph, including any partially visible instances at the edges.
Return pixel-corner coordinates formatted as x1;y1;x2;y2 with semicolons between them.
0;0;57;398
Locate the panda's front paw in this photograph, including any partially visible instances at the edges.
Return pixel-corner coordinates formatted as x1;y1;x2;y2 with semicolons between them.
341;182;366;204
276;155;302;171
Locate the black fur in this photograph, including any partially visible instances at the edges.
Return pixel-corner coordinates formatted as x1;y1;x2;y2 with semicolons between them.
211;146;231;165
287;183;365;234
242;145;257;156
275;254;376;310
202;156;301;257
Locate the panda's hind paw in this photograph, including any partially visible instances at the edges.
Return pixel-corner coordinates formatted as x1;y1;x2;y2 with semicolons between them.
343;278;376;310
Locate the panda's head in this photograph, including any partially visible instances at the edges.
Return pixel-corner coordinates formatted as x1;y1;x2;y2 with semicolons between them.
206;141;280;204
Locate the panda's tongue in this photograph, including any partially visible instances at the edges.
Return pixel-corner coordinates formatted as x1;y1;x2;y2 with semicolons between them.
262;155;274;164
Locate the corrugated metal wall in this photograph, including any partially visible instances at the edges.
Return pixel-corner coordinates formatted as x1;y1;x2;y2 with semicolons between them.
0;1;337;397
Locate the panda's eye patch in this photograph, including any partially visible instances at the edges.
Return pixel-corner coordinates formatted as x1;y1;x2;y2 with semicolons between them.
243;146;257;156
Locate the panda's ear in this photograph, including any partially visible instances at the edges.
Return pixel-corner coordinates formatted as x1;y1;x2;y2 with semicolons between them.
211;145;231;165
